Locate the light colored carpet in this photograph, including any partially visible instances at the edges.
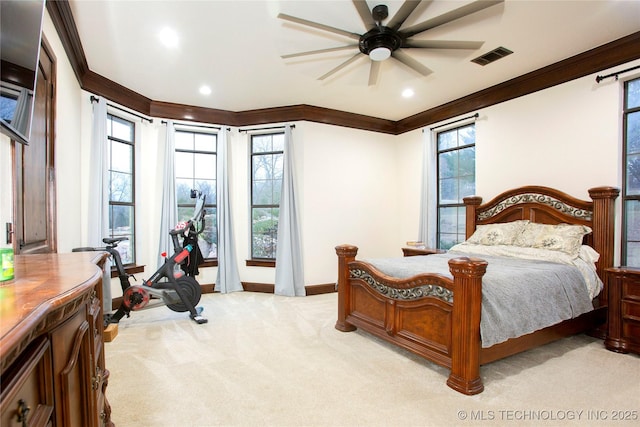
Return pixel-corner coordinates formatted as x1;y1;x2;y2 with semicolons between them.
105;292;639;427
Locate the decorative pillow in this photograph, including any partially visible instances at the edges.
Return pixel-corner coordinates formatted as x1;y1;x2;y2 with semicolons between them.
514;223;592;257
466;220;529;246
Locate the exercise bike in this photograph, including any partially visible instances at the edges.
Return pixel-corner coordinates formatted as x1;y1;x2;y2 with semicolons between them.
73;192;208;325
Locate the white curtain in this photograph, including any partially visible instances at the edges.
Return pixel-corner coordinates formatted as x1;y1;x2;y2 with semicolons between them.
215;129;243;293
88;97;111;312
158;120;177;266
12;88;31;136
274;125;305;296
418;129;438;248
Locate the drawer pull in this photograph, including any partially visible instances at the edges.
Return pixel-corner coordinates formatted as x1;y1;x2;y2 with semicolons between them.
16;399;30;427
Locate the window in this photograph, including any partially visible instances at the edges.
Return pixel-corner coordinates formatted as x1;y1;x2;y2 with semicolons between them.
107;114;136;264
174;130;217;259
436;123;476;249
250;132;284;260
623;77;640;266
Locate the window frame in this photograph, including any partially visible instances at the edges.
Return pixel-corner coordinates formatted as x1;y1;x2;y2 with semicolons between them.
248;131;284;264
173;128;218;264
622;76;640;266
106;113;136;265
435;123;476;249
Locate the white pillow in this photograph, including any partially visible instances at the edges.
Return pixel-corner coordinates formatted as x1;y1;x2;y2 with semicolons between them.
514;223;592;257
466;220;529;246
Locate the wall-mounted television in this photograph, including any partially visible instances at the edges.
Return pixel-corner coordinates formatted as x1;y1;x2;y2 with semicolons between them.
0;0;45;145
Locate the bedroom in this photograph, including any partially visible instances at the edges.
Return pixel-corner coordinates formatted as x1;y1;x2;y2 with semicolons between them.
0;0;639;422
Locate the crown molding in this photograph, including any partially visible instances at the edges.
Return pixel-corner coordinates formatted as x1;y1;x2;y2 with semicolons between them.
47;1;640;135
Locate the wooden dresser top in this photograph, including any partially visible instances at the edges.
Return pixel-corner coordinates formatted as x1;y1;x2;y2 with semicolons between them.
0;252;107;363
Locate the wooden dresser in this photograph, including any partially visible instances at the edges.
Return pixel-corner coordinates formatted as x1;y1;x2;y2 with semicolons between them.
0;252;114;427
605;267;640;355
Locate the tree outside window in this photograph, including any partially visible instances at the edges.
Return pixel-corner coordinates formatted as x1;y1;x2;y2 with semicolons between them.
174;130;217;259
250;133;284;259
437;124;476;249
107;114;135;264
623;77;640;266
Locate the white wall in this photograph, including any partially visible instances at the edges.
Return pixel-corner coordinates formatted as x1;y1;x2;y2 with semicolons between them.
4;9;636;295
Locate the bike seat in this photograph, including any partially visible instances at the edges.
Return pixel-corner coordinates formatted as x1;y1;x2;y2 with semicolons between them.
103;237;129;244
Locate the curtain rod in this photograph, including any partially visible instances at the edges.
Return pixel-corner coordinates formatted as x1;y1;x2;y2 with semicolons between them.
596;65;640;83
161;120;223;131
238;124;295;133
90;96;153;123
429;113;479;131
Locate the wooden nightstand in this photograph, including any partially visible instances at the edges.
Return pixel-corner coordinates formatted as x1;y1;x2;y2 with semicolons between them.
402;247;446;257
605;267;640;355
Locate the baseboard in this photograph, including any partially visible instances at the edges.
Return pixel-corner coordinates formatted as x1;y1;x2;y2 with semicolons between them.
110;281;336;309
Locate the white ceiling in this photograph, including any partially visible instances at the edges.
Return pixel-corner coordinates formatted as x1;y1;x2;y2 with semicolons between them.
67;0;640;121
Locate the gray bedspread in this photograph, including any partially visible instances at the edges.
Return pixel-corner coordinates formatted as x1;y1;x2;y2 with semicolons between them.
364;253;595;348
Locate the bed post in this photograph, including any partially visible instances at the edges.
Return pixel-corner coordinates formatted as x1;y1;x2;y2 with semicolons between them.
588;187;620;291
446;257;488;395
463;196;483;239
335;245;358;332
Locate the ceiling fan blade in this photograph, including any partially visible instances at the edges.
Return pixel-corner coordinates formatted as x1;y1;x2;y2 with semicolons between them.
281;45;359;59
387;0;422;31
402;40;484;49
391;50;432;76
318;53;364;81
368;60;381;86
400;0;504;38
278;13;361;40
352;0;376;31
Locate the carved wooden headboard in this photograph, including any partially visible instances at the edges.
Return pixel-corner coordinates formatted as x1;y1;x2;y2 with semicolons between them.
463;186;619;283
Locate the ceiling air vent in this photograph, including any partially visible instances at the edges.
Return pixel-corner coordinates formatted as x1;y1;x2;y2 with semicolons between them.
471;47;513;66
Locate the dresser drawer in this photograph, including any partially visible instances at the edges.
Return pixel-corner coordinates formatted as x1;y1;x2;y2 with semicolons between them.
0;338;54;427
622;280;640;298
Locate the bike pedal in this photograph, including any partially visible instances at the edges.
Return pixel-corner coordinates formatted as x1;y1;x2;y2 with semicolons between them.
192;315;208;324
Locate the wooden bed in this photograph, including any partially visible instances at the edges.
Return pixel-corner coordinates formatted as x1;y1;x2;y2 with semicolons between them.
335;185;619;395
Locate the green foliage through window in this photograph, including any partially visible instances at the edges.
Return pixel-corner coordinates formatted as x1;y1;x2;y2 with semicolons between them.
174;130;217;259
107;114;135;264
251;133;284;259
437;123;476;249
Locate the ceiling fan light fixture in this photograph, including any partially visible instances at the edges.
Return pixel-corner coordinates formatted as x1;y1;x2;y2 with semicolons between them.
370;47;391;61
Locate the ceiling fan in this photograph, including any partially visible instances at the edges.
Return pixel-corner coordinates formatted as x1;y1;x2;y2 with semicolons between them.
278;0;504;86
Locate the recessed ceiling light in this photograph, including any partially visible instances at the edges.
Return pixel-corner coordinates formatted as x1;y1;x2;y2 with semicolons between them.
402;88;415;98
199;85;212;96
159;27;178;48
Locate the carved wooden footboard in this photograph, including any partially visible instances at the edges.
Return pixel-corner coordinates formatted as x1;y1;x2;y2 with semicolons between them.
335;186;619;395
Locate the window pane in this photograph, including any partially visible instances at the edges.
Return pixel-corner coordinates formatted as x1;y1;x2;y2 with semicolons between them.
194;133;216;152
627;154;640;196
194;153;216;180
109;205;133;237
252;207;278;258
175;131;193;150
626;200;640;242
175;152;194;178
437;123;475;249
109;116;133;141
438;129;457;150
111;141;132;173
439;207;458;234
194;179;216;205
272;133;285;151
439;151;458;180
109;171;132;203
627;79;640;109
458;125;475;146
253;180;274;205
253;135;273;153
627;111;640;154
176;179;193;204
